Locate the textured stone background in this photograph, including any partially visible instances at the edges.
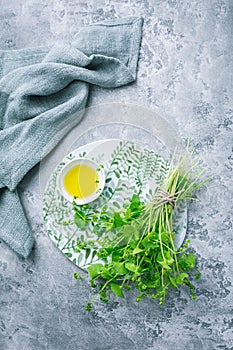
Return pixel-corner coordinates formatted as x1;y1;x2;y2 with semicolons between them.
0;1;232;349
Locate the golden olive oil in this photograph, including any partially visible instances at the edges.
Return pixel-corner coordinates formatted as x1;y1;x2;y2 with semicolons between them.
64;164;99;198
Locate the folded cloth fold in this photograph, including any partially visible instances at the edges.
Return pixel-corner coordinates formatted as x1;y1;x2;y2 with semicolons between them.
0;17;143;257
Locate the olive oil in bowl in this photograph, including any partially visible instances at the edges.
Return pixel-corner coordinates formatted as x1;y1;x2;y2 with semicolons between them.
58;159;105;204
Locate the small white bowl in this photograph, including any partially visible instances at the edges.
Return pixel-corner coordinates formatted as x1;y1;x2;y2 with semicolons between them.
57;158;105;205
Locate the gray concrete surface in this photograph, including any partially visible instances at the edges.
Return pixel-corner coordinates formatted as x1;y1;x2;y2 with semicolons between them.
0;1;232;349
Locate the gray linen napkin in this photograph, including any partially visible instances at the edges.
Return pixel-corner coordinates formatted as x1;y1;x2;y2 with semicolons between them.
0;17;143;257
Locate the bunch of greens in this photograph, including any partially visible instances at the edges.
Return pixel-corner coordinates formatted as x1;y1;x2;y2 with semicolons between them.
73;144;210;311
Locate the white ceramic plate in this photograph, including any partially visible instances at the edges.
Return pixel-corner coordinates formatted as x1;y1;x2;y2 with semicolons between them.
43;139;187;268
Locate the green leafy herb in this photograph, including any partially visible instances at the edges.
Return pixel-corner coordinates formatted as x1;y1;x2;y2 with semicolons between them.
73;142;211;311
